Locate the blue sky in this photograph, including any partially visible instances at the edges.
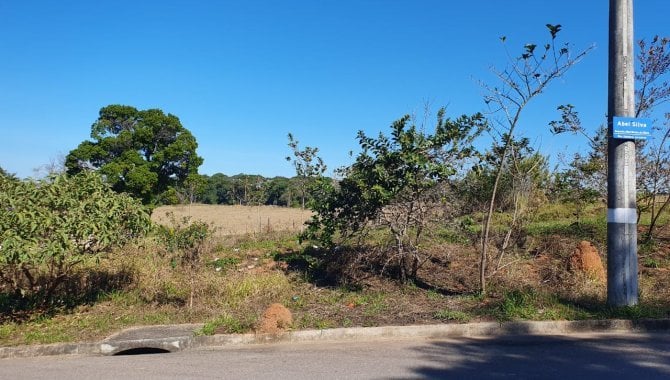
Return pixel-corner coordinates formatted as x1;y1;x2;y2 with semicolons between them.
1;0;668;179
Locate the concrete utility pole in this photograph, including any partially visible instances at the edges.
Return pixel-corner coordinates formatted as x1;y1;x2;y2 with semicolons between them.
607;0;638;306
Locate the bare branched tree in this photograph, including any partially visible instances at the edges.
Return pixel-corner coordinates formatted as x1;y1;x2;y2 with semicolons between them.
478;24;592;294
636;36;670;117
286;133;327;209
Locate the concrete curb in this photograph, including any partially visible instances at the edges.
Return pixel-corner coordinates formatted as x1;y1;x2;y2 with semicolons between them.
1;319;669;359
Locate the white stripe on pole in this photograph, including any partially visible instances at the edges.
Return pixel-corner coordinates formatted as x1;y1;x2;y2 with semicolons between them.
607;208;637;224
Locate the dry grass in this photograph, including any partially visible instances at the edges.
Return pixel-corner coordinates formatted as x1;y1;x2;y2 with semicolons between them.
152;204;312;236
2;203;670;346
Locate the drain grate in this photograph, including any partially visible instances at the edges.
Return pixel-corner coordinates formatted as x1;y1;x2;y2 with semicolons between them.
113;347;172;355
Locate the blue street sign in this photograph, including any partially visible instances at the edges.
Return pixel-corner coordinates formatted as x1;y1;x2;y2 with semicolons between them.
612;116;651;140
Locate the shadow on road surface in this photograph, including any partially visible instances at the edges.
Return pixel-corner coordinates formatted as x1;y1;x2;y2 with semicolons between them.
402;333;670;379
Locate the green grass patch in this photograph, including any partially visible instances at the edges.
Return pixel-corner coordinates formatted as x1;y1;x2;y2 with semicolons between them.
295;314;336;330
236;233;298;252
434;309;471;322
436;227;471;244
526;217;606;241
491;288;592;322
533;202;577;222
599;304;668;320
221;273;293;308
426;289;443;301
0;323;15;341
361;293;388;317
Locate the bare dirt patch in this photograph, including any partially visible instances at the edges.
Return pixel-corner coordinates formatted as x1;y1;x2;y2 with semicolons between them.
152;204;312;236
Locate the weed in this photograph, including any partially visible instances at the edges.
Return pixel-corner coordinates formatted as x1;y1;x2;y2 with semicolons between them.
643;257;660;269
639;239;658;256
319;291;345;306
494;288;586;321
4;202;670;348
20;317;74;345
362;293;388;317
221;273;293;308
533;202;577;222
497;289;539;321
142;313;172;325
98;290;142;306
0;323;14;340
160;282;188;304
426;289;443;301
602;304;666;320
156;212;213;309
296;314;336;330
526;218;606;243
236;232;298;252
208;257;241;272
433;309;471;322
437;227;470;245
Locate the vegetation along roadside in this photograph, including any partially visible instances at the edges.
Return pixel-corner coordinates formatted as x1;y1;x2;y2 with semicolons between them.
1;27;670;346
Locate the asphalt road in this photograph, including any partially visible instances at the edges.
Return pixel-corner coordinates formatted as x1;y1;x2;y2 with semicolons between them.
2;332;669;379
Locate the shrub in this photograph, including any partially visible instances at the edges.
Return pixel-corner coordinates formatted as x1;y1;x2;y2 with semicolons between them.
0;172;151;304
155;212;212;309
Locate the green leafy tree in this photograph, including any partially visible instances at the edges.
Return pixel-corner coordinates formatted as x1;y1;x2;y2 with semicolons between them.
304;109;485;283
0;172;151;303
264;176;291;206
65;105;203;205
201;173;234;205
200;174;296;206
0;166;15;180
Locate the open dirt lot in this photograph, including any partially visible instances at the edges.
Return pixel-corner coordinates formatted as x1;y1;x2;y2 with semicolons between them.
152;204;312;236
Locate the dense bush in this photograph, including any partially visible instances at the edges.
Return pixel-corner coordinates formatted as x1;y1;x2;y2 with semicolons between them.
303;110;485;282
0;171;151;303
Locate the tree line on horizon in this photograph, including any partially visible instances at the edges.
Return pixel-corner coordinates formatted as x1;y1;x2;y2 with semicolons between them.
196;172;321;208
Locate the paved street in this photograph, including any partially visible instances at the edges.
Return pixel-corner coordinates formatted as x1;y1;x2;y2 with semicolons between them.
2;332;669;379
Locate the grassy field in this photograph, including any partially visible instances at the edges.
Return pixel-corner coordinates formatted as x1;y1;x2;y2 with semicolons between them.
1;203;669;346
152;204;312;236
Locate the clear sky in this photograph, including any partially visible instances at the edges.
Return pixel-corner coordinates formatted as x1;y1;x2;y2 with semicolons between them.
1;0;668;179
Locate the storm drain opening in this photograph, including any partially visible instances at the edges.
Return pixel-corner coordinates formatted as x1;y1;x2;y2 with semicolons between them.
113;347;172;355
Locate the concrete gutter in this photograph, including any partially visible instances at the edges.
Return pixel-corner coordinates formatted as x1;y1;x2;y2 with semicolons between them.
1;319;669;359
